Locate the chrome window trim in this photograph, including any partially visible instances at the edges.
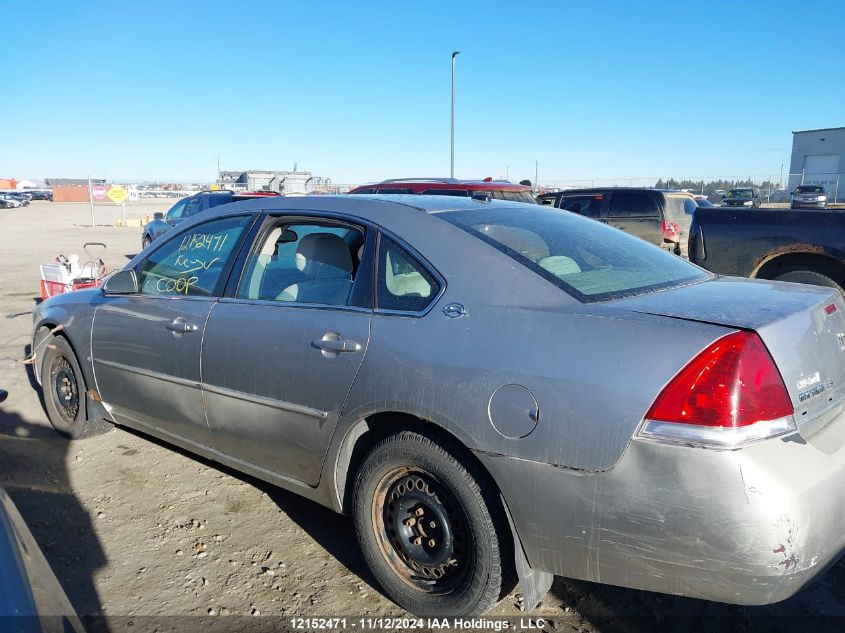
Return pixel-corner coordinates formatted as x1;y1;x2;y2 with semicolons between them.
216;296;372;315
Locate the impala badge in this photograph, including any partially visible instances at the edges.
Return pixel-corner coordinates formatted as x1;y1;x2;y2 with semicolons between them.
796;372;821;391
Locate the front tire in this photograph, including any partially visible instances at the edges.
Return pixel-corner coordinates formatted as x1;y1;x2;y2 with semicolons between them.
352;431;512;617
41;336;101;439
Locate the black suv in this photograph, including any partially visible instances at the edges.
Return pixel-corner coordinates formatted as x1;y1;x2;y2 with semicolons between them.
536;188;693;255
141;190;280;248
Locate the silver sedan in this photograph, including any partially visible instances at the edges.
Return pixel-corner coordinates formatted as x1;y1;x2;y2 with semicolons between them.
31;195;845;616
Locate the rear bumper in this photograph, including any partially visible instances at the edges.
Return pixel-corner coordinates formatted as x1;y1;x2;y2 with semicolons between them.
478;404;845;605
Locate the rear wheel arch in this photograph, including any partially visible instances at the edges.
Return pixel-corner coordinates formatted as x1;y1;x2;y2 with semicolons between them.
334;412;496;516
753;252;845;284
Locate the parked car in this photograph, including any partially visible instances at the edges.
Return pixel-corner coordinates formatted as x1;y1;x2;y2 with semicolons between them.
689;206;845;293
0;193;23;208
536;187;692;255
141;190;281;248
0;390;83;631
26;189;53;201
10;193;30;206
791;185;828;209
721;187;761;208
32;195;845;616
348;178;536;203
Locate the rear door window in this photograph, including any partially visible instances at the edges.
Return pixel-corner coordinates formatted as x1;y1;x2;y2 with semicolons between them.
422;189;469;197
481;191;536;203
608;192;659;217
238;222;367;307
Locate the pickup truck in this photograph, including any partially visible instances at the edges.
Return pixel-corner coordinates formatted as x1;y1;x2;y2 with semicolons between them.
689;207;845;293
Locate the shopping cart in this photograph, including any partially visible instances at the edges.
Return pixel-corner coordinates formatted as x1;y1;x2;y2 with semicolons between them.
39;242;108;300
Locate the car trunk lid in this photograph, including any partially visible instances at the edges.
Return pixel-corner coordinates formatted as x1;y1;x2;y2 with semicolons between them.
607;276;845;426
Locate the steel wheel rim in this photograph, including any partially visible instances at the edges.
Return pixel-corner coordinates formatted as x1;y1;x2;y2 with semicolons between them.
372;467;471;594
51;355;79;422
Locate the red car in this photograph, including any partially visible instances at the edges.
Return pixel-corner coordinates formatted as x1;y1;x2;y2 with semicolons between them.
349;178;536;203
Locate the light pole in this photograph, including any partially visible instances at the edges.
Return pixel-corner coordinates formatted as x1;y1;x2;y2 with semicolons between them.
451;50;460;178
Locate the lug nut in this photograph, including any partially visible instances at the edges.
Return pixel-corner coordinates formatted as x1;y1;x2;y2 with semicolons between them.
415;508;425;516
429;521;436;529
413;537;422;545
406;518;416;527
428;539;436;548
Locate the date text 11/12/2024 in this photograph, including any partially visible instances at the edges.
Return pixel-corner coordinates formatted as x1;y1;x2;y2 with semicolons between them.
289;617;549;630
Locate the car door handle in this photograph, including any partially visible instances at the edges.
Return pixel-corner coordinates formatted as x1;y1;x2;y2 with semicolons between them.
311;338;362;353
166;319;198;333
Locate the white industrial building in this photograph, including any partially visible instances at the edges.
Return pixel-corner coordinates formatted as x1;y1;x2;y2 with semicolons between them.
788;127;844;202
218;169;333;195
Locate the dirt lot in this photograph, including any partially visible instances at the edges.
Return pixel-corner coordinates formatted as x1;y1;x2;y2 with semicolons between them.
2;202;845;633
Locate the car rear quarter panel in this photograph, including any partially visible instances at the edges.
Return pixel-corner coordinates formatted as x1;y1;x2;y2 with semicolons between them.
339;209;733;472
477;411;845;605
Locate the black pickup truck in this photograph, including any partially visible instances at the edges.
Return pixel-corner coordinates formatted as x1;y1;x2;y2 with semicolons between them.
689;207;845;292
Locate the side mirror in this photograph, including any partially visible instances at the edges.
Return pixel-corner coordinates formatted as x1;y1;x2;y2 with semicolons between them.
153;212;164;220
103;269;139;295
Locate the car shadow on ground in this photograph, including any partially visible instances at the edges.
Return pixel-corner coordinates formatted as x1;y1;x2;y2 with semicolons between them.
548;558;845;633
117;426;386;600
0;365;110;631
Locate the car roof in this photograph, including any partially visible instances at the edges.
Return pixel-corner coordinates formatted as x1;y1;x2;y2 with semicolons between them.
350;179;531;193
186;193;524;221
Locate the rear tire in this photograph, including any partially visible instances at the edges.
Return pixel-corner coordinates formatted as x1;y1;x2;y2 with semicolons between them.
772;269;845;295
352;430;512;617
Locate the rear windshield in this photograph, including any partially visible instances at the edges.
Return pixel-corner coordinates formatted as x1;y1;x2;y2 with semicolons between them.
440;205;707;302
795;186;824;194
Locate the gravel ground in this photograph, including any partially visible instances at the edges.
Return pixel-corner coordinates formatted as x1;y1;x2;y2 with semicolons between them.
2;202;845;633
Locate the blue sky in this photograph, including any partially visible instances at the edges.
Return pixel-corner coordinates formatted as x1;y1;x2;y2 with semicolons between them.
1;0;842;185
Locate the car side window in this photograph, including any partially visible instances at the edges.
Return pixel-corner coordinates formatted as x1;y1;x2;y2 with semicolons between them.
377;235;440;313
164;198;188;221
608;192;659;217
560;195;603;218
183;196;204;218
238;222;366;307
137;215;252;297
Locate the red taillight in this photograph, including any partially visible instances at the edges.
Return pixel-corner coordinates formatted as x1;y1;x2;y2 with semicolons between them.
645;331;793;428
662;220;679;241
